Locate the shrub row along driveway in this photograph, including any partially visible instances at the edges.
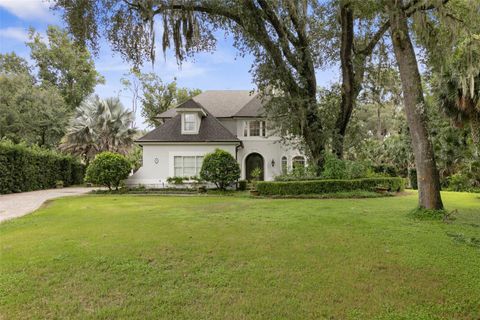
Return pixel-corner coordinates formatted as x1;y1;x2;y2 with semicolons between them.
0;187;94;223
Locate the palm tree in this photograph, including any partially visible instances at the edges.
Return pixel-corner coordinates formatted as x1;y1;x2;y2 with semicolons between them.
436;72;480;156
60;96;136;164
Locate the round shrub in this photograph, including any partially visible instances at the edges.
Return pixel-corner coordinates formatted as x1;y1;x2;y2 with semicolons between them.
200;149;240;190
85;152;131;190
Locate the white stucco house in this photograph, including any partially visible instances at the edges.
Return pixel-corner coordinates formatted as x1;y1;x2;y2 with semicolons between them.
127;90;306;187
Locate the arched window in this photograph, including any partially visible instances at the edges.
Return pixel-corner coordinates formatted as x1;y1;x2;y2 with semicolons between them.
292;156;305;169
281;156;288;174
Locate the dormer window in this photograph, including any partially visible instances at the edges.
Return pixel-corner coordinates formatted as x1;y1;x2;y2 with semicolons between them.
183;113;197;133
176;99;206;135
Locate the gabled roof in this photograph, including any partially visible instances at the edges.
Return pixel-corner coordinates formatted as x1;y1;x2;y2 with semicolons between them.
175;98;203;110
136;110;241;143
157;90;264;118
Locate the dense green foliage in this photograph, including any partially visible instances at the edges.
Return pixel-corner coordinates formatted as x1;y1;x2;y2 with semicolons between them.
257;177;405;196
0;141;84;194
237;180;248;191
60;96;136;163
1;26;103;149
0;53;69;147
1;193;479;319
409;168;418;190
27;26;104;110
276;153;374;182
321;153;372;179
200;149;240;190
85;152;131;190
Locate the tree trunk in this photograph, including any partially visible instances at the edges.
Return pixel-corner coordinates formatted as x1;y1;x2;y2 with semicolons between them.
302;96;325;174
387;0;443;210
333;3;355;159
376;106;383;140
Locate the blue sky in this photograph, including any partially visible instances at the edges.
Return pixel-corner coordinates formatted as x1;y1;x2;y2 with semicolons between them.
0;0;339;128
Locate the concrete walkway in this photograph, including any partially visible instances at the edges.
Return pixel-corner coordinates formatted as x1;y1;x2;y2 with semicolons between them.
0;187;95;223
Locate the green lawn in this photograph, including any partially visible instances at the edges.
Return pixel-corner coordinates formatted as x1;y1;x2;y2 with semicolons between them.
1;192;479;319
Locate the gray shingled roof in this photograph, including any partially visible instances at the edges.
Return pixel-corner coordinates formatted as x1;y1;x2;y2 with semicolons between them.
157;90;263;118
176;98;203;109
136;111;241;143
234;94;266;117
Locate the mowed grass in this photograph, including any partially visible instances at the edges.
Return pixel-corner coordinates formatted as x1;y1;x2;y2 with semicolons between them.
0;192;479;319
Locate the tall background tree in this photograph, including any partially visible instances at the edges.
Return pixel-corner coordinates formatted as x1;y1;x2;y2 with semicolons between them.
0;53;69;147
121;70;201;127
1;25;104;149
27;26;104;110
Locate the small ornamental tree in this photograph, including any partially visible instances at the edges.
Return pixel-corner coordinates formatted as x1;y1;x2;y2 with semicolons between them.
85;152;131;190
200;149;240;190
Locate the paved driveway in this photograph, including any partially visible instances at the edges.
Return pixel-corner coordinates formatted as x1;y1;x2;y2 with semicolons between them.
0;187;94;223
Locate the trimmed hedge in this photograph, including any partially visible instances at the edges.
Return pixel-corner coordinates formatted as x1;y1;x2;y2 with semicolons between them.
256;177;405;196
0;142;85;194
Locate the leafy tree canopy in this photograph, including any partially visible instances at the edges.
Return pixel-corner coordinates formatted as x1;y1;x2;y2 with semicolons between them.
0;53;69;147
27;25;104;110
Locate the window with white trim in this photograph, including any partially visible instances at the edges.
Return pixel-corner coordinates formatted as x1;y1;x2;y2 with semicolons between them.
174;156;203;177
243;120;266;137
183;113;197;132
281;156;288;174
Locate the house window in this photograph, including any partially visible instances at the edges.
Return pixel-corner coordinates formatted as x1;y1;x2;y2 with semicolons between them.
174;156;203;177
244;120;266;137
281;156;288;174
183;113;196;132
292;156;305;169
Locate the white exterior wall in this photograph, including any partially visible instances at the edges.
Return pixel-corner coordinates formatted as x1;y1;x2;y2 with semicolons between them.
127;118;305;187
237;139;304;181
234;118;305;181
126;143;237;188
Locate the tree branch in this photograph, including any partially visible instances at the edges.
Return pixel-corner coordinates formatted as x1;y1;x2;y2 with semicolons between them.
256;0;301;71
257;0;300;46
357;0;451;57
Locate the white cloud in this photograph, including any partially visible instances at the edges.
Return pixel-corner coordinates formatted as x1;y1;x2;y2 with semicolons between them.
96;60;131;73
0;27;29;42
169;60;208;78
0;0;54;21
150;59;208;80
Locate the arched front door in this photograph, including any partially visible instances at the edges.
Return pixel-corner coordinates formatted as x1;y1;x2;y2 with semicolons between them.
245;153;264;181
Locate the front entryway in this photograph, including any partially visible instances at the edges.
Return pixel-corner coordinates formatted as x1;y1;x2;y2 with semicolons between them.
245;153;264;181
